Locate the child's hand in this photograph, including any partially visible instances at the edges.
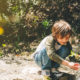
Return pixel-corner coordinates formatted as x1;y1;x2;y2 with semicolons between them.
69;62;80;70
62;60;80;70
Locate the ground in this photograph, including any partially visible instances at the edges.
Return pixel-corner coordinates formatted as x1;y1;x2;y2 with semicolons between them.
0;53;80;80
0;36;80;80
0;54;42;80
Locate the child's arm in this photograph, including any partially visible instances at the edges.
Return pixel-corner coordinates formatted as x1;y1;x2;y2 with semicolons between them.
45;35;64;64
62;60;80;70
45;35;80;70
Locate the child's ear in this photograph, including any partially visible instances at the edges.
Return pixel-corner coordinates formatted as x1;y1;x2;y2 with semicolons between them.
52;33;55;37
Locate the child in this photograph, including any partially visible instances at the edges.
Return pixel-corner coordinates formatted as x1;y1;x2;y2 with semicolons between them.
33;20;79;80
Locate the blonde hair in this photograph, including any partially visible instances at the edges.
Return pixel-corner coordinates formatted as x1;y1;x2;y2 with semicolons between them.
52;20;72;39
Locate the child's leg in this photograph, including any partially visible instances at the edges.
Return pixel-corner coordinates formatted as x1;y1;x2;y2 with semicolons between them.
34;48;52;69
51;70;64;80
59;73;76;80
34;48;52;80
53;45;76;80
51;71;76;80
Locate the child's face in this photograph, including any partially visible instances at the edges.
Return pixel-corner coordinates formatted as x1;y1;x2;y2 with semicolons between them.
56;34;70;45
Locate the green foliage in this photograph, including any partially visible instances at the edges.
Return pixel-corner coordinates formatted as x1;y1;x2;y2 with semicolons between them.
0;49;3;56
69;51;80;62
0;0;80;45
0;0;80;56
0;0;8;15
69;51;78;57
42;20;50;29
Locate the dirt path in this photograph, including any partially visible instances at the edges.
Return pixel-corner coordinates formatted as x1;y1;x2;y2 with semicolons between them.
0;54;80;80
0;54;42;80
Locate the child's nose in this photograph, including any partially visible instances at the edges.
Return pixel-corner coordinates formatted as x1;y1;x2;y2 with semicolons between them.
63;39;68;42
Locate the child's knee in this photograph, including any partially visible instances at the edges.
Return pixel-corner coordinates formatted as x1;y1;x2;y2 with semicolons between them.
34;52;42;67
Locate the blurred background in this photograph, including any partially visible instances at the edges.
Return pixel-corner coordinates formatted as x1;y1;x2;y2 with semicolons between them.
0;0;80;56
